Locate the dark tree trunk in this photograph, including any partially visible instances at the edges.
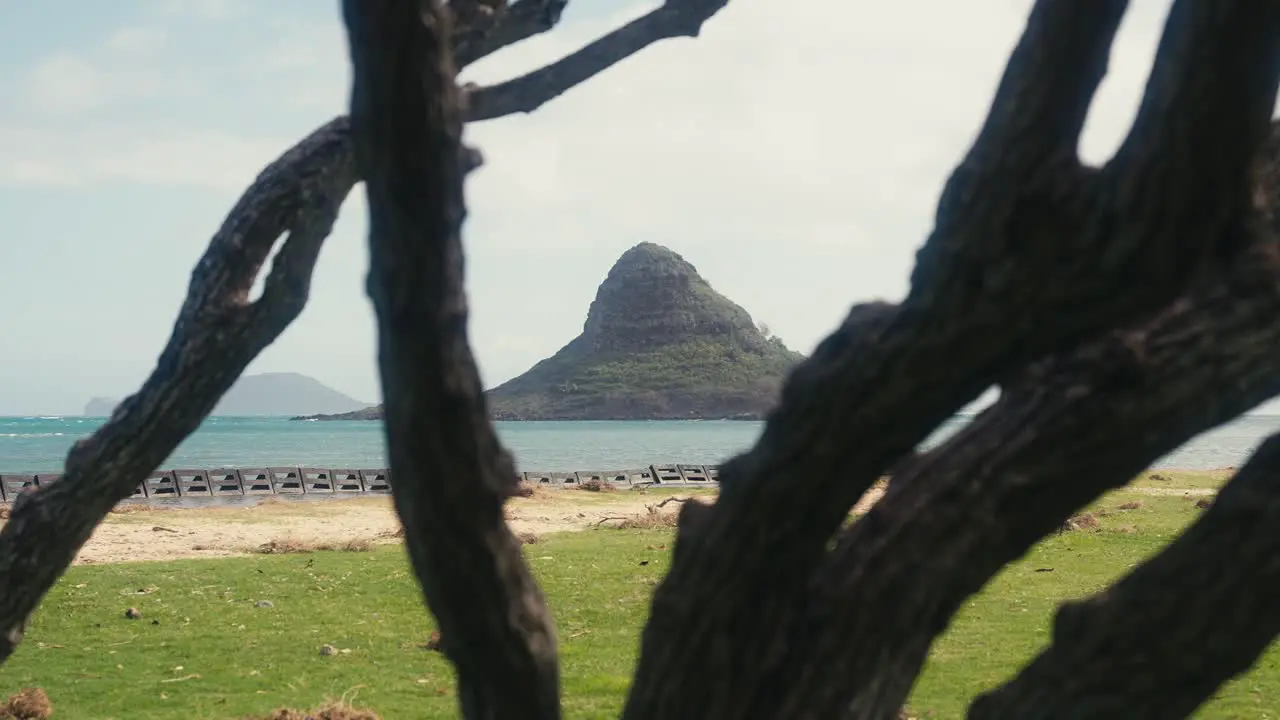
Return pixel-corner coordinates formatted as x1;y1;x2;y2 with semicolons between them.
344;2;560;719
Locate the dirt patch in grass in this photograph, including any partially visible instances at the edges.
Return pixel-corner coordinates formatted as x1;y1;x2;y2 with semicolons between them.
245;702;380;720
1116;500;1144;511
108;503;166;515
613;509;681;530
595;497;686;529
0;688;52;720
253;537;377;555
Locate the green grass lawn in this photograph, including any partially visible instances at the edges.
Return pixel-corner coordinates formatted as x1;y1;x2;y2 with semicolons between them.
0;487;1274;719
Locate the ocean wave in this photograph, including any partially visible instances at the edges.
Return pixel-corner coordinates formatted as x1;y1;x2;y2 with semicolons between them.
0;433;65;438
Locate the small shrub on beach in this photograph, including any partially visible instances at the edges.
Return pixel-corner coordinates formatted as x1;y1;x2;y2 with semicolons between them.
1058;513;1101;533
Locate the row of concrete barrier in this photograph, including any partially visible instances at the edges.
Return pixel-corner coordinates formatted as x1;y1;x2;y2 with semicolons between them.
0;463;722;502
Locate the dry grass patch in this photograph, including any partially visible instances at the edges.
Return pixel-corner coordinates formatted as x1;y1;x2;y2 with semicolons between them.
0;688;52;720
614;511;679;529
1058;512;1101;533
245;701;380;720
1116;500;1144;511
595;496;691;529
108;502;166;515
253;537;376;555
578;478;617;493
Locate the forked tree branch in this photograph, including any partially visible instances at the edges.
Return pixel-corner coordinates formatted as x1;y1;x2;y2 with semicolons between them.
1108;0;1280;262
785;222;1280;717
454;0;569;68
965;0;1127;169
776;125;1280;716
0;119;358;661
344;2;559;719
625;0;1280;716
467;0;731;121
971;432;1280;717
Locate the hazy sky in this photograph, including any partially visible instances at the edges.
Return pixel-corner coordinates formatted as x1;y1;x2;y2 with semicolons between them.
0;0;1238;415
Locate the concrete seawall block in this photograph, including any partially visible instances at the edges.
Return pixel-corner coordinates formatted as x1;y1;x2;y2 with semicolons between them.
209;468;245;496
173;469;213;497
145;471;179;497
239;468;275;495
332;469;363;492
359;469;391;492
678;465;710;483
300;468;336;493
0;474;37;501
651;464;685;485
270;467;305;494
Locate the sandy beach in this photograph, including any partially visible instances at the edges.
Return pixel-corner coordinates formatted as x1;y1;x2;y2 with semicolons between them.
59;486;742;565
0;475;1222;566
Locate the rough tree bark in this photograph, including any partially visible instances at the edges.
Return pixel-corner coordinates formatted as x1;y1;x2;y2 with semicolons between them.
4;1;1280;720
0;0;734;667
346;2;559;718
626;2;1280;717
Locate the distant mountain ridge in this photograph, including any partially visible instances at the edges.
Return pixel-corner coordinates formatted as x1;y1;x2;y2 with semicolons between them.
84;373;368;417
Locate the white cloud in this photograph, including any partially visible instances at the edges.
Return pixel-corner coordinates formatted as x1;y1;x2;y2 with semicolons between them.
105;26;168;57
23;28;170;114
150;0;245;21
0;123;291;188
25;54;114;113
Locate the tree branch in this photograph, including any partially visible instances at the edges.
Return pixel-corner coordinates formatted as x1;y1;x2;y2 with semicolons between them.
966;0;1127;169
782;224;1280;717
467;0;731;122
772;119;1280;717
343;2;558;719
0;118;357;662
625;2;1280;715
971;432;1280;718
454;0;569;68
1108;0;1280;263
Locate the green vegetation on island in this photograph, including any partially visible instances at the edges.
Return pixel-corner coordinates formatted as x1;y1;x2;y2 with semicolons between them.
486;243;803;420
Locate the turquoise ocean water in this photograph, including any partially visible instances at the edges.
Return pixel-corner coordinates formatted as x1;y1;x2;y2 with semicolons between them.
2;414;1279;474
